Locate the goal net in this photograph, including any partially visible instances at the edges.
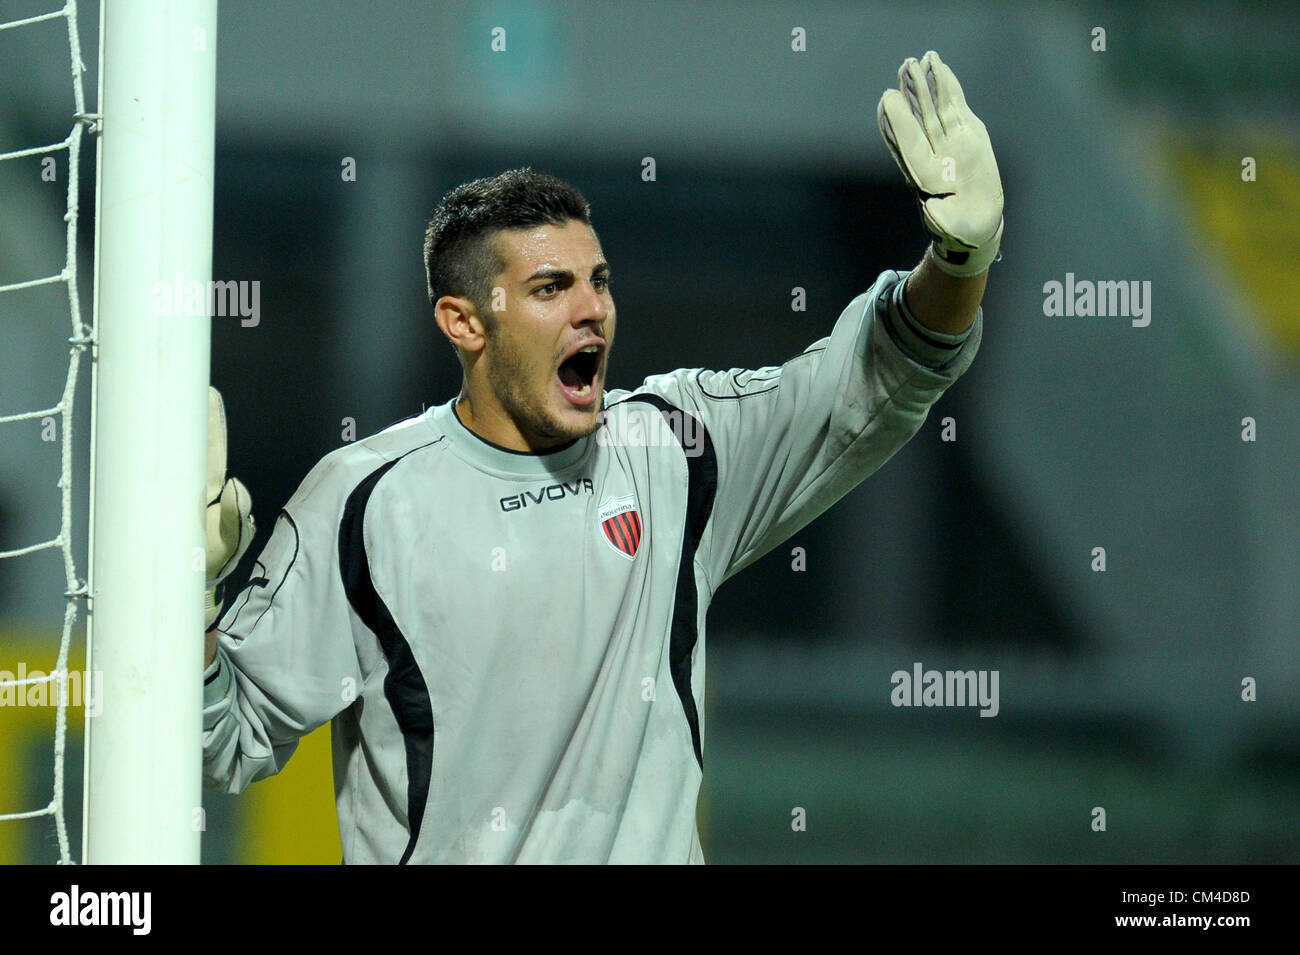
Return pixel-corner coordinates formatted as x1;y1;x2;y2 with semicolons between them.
0;0;218;864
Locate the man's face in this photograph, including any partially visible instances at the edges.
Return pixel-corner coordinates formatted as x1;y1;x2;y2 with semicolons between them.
476;220;615;448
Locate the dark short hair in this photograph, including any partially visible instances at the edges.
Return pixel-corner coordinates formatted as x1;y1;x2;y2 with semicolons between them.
423;167;593;316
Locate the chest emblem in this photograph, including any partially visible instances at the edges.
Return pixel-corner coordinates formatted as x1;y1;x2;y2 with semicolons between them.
598;495;642;558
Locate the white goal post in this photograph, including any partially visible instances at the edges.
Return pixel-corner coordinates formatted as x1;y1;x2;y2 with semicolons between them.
83;0;219;864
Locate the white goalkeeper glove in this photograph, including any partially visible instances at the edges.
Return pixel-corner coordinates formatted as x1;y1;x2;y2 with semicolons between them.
877;50;1004;277
205;386;255;630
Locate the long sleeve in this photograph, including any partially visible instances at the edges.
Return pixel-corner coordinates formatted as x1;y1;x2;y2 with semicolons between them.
201;452;369;794
630;268;981;589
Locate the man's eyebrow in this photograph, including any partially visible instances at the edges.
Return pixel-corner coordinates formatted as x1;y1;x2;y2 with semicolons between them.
522;262;611;284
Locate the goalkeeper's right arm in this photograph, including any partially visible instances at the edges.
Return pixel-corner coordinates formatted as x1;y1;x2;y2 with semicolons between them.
204;386;255;667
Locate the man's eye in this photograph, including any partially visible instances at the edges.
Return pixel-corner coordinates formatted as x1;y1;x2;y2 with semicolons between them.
537;283;557;296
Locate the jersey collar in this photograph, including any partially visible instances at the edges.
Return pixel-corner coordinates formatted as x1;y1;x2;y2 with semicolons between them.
430;399;593;477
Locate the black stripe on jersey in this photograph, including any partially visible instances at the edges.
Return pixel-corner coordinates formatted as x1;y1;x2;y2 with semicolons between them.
611;393;716;770
339;445;441;865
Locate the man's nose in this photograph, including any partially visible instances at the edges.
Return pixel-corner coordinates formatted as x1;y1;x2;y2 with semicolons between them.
572;279;608;324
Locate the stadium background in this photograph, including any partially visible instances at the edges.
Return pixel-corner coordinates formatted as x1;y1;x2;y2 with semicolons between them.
1;0;1297;863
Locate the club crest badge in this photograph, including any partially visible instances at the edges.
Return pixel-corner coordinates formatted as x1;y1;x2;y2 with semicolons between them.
598;495;642;558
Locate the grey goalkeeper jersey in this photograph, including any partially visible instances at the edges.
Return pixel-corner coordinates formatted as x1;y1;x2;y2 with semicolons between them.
202;268;982;864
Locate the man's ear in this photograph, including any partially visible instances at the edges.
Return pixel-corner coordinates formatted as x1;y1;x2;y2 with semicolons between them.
436;295;487;357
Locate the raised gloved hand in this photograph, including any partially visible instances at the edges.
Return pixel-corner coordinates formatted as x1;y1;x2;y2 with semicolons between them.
877;50;1004;277
205;386;255;630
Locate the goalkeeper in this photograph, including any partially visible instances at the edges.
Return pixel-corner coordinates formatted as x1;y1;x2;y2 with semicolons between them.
202;51;1002;863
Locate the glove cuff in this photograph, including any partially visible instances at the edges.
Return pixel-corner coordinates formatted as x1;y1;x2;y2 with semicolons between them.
928;217;1003;278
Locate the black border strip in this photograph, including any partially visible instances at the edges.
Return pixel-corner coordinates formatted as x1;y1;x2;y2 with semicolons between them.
612;393;716;769
338;444;441;864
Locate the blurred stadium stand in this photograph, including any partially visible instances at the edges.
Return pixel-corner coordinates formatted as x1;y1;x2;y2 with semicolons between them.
1;0;1296;863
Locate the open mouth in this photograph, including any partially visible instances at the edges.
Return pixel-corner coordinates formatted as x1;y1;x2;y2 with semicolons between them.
557;344;602;406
